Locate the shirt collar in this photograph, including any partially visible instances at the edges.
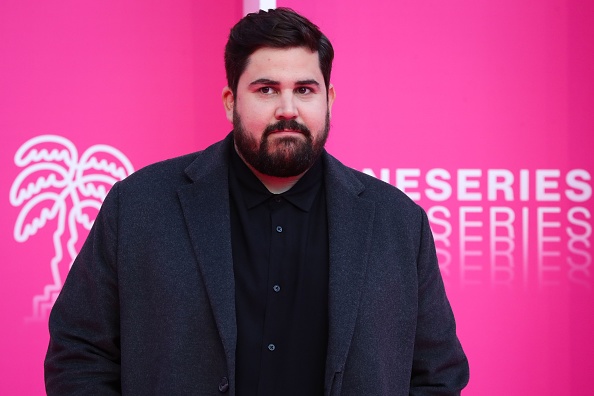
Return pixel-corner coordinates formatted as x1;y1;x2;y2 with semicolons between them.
229;146;324;212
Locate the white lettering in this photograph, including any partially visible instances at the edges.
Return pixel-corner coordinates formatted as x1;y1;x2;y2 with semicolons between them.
567;207;592;287
426;168;452;201
536;169;561;201
488;169;514;201
565;169;592;202
537;207;561;286
490;207;515;286
520;169;530;201
458;169;482;201
396;168;421;201
522;207;529;288
460;206;483;285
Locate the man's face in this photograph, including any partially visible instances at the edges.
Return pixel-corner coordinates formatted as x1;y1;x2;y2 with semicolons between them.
223;46;335;177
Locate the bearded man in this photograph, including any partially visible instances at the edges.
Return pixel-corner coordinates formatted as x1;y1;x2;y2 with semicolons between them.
45;8;469;396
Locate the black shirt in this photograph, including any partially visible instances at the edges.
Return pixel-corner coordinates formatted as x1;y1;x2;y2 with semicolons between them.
229;147;329;396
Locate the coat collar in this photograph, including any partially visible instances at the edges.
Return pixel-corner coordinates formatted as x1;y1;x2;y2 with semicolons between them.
177;134;375;392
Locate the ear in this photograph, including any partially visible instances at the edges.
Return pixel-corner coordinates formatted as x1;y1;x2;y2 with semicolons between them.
222;86;234;123
327;84;336;118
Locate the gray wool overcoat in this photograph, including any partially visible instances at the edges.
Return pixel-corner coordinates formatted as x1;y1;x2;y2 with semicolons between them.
45;134;469;395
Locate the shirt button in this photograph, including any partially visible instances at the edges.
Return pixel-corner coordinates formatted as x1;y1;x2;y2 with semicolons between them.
218;376;229;393
268;343;276;351
276;226;283;233
275;197;282;203
273;285;281;292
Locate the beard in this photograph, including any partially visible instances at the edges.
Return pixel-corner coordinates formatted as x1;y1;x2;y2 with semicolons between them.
233;109;330;177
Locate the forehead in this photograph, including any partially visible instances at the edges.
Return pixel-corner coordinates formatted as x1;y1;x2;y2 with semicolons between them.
239;46;323;84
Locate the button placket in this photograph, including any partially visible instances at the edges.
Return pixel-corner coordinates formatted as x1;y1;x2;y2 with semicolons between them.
260;198;286;374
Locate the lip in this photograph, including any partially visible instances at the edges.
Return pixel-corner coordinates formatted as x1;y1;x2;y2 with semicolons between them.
271;129;302;134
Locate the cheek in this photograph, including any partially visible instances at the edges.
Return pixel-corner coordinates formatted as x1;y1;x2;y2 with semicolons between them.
302;108;328;131
241;116;266;136
237;102;271;130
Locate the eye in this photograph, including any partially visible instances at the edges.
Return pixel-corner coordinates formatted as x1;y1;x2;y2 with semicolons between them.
296;87;312;95
259;87;276;95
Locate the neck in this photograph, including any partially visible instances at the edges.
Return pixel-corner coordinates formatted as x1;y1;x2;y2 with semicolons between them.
250;169;304;194
234;145;305;194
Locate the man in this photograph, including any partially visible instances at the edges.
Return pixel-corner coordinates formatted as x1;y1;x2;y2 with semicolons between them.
45;8;469;395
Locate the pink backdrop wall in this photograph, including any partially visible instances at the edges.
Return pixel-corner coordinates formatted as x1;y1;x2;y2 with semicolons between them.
1;1;241;393
2;0;593;394
278;1;594;394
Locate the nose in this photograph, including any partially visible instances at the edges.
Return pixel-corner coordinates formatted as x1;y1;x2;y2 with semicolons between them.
275;91;298;119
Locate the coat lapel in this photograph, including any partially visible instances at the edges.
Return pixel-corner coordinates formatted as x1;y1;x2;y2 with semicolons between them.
323;154;376;388
176;136;237;379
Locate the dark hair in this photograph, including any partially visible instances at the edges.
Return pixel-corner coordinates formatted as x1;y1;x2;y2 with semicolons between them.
224;8;334;95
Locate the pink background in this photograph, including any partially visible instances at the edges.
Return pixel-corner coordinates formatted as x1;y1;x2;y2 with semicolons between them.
1;0;593;394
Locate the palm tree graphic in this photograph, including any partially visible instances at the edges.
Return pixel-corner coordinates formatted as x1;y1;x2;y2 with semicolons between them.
9;135;134;320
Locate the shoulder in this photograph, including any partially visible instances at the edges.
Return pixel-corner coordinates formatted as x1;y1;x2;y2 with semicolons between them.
117;136;230;194
120;152;199;191
96;152;200;221
97;137;231;226
324;152;421;215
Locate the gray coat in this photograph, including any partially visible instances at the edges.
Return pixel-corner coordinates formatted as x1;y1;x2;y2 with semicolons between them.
45;134;469;395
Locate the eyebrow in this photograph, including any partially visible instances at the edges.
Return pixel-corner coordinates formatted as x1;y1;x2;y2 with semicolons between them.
249;78;320;86
295;79;320;86
249;78;279;86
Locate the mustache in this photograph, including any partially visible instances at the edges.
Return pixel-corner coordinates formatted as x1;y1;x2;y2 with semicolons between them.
263;119;311;138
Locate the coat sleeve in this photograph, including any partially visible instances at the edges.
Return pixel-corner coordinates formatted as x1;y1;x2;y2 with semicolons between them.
409;207;469;395
44;182;122;395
